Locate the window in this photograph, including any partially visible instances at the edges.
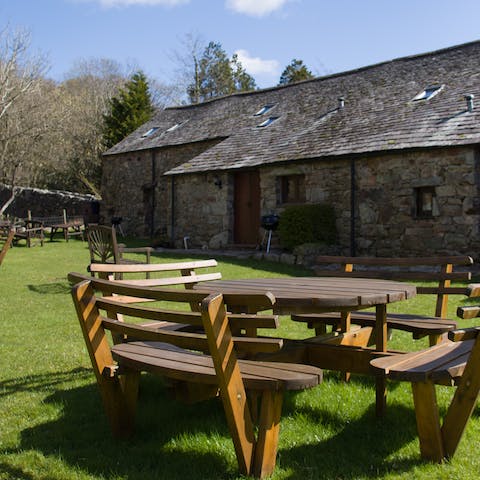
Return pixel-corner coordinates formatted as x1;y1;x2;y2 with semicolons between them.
254;104;275;116
166;123;181;132
415;186;437;217
141;127;159;137
278;175;306;204
412;85;443;102
257;116;279;128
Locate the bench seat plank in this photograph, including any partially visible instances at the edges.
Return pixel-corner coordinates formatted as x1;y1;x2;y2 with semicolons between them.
112;341;322;391
370;339;474;383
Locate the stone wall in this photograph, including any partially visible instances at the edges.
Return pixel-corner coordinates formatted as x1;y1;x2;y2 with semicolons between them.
353;147;480;256
170;171;230;248
101;139;221;239
0;184;99;222
169;146;480;257
102;144;480;257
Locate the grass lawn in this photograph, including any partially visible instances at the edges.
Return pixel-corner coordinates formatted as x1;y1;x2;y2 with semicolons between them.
1;239;480;479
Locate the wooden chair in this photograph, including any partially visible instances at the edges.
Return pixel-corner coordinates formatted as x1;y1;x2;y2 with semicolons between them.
370;303;480;463
69;275;322;479
0;227;15;266
86;224;153;275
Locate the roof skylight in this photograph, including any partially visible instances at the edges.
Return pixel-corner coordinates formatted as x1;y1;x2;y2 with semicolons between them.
141;127;159;137
412;85;444;102
257;116;279;128
254;104;275;116
166;123;181;132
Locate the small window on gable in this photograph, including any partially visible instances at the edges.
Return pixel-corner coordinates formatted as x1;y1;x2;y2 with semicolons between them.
278;174;306;204
415;186;438;218
257;116;279;128
254;104;274;116
142;127;159;137
412;85;443;102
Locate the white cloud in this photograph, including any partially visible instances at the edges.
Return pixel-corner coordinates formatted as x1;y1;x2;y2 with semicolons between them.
235;49;279;75
226;0;291;17
96;0;189;7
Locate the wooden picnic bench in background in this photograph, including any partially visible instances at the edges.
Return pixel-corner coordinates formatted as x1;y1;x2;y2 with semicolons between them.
12;219;45;247
69;275;322;479
293;256;480;346
370;304;480;463
48;216;85;241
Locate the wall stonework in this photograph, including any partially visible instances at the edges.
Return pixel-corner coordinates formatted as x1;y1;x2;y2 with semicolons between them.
102;145;480;257
101;139;221;239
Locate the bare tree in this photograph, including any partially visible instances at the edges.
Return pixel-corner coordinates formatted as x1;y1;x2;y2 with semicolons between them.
0;25;49;215
168;32;206;104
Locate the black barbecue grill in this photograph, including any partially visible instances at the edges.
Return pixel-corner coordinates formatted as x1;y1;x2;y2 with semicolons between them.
261;214;279;253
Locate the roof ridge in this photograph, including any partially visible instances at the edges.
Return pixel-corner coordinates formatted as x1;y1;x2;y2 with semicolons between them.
164;39;480;111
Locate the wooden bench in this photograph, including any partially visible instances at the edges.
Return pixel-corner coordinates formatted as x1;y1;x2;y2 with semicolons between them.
87;260;222;322
49;216;85;241
0;227;15;266
370;304;480;463
293;256;479;346
88;259;222;288
12;219;45;247
69;275;322;479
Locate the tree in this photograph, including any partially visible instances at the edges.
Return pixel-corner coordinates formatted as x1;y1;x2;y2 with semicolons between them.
278;58;314;85
0;25;49;214
187;41;256;103
102;70;155;149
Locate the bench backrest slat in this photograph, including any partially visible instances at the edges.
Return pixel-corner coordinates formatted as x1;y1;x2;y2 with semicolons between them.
313;255;477;319
70;275;280;355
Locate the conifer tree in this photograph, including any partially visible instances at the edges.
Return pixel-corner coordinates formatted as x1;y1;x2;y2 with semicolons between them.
278;59;314;85
102;71;155;148
187;42;256;103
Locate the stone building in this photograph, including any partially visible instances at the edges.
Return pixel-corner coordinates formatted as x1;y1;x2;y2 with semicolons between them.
102;40;480;256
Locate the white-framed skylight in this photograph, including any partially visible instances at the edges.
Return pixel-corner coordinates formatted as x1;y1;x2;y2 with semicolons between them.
412;85;444;102
253;104;275;116
165;122;184;133
257;116;279;128
141;127;159;137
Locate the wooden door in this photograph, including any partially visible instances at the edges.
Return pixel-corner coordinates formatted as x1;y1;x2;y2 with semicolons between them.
234;171;261;245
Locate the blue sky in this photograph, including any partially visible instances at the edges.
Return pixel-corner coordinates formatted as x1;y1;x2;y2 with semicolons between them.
2;0;480;91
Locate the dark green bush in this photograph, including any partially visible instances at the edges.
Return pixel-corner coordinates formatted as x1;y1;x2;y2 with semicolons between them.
277;204;336;251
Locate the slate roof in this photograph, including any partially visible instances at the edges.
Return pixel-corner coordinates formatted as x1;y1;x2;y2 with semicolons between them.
104;40;480;175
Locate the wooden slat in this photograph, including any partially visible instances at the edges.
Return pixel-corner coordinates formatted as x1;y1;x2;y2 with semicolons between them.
114;272;222;286
314;255;473;266
370;340;474;382
313;269;471;281
89;259;218;273
69;272;276;312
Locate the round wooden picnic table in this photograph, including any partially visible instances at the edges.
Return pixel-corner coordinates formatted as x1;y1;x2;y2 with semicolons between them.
194;276;417;415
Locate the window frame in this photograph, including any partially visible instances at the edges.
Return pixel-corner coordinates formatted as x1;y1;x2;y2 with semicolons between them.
277;174;306;205
415;186;437;218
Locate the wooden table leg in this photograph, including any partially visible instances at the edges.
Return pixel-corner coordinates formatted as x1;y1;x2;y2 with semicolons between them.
375;304;387;416
340;311;351;382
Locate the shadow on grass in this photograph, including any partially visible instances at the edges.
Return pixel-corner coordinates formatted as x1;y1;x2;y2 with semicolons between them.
27;282;71;295
0;367;91;398
12;377;241;480
277;400;421;480
4;368;425;480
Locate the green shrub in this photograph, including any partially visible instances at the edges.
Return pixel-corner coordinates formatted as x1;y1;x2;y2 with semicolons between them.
278;203;336;250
